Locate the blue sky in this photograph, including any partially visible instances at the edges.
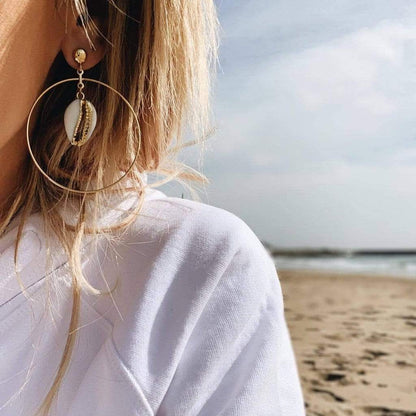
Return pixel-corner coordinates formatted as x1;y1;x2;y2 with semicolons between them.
164;1;416;249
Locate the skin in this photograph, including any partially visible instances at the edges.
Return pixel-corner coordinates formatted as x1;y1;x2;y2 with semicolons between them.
0;0;106;216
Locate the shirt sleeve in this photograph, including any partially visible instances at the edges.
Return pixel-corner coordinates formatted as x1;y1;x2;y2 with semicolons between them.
154;220;306;416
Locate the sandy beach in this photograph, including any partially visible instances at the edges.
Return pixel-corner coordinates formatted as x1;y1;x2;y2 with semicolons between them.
278;269;416;416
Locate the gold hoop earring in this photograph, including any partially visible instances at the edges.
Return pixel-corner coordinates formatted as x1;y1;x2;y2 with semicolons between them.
26;48;141;195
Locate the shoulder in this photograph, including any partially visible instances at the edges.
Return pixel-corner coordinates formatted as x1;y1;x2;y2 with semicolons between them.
113;190;279;300
84;189;280;315
109;188;279;293
82;191;289;413
100;189;281;310
126;190;272;266
92;192;297;414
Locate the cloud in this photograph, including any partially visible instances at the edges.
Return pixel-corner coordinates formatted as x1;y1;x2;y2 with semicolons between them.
206;160;416;249
175;2;416;248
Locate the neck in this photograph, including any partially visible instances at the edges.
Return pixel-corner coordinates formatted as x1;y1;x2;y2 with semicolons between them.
0;124;28;220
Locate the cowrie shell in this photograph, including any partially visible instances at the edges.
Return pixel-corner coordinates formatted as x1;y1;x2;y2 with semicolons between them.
64;99;97;146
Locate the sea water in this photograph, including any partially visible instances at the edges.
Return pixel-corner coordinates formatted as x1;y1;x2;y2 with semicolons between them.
273;254;416;278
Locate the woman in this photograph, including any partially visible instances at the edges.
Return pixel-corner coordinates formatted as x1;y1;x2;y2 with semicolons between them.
0;1;305;415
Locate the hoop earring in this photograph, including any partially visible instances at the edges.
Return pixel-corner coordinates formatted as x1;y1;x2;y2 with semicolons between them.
26;48;141;195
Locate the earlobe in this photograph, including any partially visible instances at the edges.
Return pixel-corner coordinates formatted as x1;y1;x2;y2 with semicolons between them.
60;15;107;71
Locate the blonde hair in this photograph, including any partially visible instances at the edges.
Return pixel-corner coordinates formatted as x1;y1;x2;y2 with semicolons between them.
0;0;219;414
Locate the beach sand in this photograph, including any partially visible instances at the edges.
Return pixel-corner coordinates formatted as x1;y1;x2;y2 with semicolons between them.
278;270;416;416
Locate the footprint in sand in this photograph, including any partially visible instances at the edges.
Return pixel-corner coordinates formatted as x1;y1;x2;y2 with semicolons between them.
361;349;389;361
362;405;416;415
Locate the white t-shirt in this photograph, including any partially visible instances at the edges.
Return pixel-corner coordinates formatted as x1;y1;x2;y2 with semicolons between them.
0;175;305;416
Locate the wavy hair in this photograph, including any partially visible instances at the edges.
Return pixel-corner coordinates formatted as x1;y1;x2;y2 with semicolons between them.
0;0;219;414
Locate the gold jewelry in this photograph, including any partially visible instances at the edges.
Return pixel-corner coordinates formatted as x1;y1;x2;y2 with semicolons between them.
65;48;97;147
26;48;141;194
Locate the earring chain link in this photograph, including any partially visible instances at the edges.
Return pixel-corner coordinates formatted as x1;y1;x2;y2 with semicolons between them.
76;64;85;100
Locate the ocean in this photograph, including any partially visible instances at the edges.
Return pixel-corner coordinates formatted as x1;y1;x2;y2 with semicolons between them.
273;254;416;278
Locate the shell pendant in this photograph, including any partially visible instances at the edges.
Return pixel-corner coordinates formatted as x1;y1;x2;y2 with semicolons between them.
64;98;97;146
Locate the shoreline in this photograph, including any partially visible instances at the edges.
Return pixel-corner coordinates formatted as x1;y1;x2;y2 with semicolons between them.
278;269;416;416
276;267;416;281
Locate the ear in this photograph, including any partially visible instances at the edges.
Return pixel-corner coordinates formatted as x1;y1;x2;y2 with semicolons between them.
60;12;107;71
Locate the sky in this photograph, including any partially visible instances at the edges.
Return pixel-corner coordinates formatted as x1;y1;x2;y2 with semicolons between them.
162;1;416;250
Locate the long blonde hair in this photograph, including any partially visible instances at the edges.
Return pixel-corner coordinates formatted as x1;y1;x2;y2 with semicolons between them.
0;0;219;414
